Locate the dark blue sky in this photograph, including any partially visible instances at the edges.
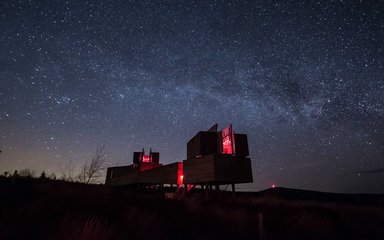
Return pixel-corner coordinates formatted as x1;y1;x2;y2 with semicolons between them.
1;0;383;193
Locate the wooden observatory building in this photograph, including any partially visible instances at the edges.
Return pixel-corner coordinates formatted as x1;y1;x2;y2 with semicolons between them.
105;149;183;186
105;124;253;191
183;124;253;186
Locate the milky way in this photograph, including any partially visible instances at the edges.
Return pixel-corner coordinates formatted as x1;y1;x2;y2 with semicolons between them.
1;0;383;193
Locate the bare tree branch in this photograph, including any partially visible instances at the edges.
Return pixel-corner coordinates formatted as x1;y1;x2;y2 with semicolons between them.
58;160;75;181
78;145;108;184
19;168;35;178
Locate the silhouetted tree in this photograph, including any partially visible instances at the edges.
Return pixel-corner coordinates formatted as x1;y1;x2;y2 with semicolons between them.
3;171;9;177
48;172;57;180
58;160;75;181
39;171;46;179
78;145;108;184
19;168;35;178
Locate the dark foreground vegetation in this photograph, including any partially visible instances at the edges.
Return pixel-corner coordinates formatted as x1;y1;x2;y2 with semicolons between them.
0;176;384;240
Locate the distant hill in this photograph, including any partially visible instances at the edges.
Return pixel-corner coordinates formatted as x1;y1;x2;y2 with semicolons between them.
238;187;384;206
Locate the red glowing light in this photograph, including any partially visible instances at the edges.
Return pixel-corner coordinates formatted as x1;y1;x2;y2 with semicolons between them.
272;184;276;188
142;155;150;162
177;162;183;185
222;125;236;155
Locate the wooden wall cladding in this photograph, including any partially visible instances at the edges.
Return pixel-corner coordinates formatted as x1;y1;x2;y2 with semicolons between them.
234;134;249;157
138;162;179;184
187;131;218;159
106;162;181;186
183;154;253;184
183;155;216;183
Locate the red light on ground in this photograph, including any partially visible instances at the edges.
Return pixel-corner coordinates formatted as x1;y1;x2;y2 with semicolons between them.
272;184;276;188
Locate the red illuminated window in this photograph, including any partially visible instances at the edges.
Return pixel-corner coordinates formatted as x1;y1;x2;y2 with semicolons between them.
222;125;236;155
142;155;150;162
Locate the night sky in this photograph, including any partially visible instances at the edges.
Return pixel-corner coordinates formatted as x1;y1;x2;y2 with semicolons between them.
1;0;383;193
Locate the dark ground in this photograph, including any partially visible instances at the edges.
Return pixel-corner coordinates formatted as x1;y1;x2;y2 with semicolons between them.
0;176;383;240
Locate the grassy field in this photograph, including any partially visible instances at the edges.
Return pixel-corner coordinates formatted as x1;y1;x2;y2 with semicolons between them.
0;176;383;240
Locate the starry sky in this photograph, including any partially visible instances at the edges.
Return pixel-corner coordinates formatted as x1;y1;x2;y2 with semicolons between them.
1;0;383;193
